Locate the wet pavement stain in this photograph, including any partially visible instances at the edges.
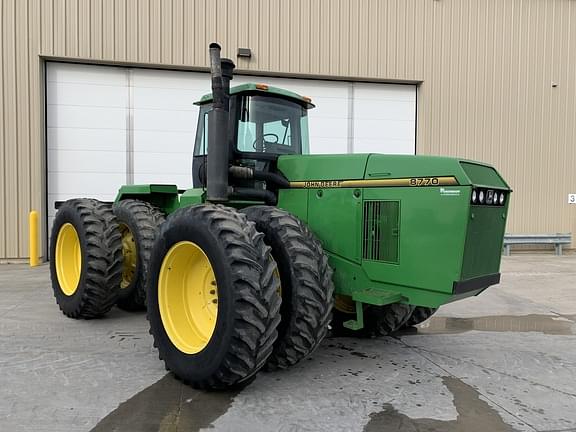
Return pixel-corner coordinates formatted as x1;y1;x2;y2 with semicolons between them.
364;376;518;432
91;374;238;432
400;314;576;336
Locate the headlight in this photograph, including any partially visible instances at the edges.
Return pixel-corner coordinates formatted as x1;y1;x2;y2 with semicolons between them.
479;190;485;204
499;193;505;205
471;190;477;203
492;192;499;205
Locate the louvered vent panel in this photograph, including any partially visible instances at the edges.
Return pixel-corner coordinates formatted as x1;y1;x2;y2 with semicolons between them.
362;201;400;263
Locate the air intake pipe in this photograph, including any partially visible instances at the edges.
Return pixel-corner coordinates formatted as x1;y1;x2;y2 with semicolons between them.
206;43;235;202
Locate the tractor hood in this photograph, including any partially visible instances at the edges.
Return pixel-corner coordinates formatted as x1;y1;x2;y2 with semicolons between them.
277;154;370;181
277;154;511;190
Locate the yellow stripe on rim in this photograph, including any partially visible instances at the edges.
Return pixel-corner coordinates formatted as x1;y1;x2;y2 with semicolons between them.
158;241;218;354
55;223;82;296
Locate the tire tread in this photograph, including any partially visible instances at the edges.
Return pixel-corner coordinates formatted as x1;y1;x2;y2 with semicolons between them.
113;199;165;311
242;206;335;371
50;198;123;319
147;204;281;390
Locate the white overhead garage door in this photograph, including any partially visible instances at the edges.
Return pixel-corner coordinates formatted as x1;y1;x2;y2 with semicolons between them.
47;62;416;235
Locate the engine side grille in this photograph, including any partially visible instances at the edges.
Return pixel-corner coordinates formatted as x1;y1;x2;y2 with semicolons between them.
362;200;400;263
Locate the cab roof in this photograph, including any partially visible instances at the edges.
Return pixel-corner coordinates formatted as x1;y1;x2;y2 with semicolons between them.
194;83;315;109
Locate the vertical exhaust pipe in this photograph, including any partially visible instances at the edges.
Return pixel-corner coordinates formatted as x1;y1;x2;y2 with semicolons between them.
206;43;234;202
221;58;235;104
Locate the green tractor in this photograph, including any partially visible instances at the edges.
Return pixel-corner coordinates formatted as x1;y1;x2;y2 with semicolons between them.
49;43;511;390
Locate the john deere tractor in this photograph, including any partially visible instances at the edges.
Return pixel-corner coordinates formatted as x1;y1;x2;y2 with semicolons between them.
50;44;511;390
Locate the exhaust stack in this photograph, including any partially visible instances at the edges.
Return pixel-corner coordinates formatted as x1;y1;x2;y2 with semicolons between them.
206;43;235;202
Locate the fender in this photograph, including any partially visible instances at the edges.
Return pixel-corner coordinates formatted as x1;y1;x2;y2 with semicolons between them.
114;184;180;214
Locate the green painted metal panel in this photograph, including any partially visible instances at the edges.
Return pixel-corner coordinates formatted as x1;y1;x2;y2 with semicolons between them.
460;162;510;189
277;189;309;222
277;152;510;313
115;184;180;214
351;289;404;306
364;154;471;184
306;187;363;264
327;253;452;308
179;189;205;209
277;154;370;181
282;183;469;297
361;186;469;294
115;184;179;197
461;204;509;279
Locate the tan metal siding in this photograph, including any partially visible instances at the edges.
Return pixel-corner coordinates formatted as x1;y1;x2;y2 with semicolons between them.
1;0;576;259
0;0;5;258
2;0;19;258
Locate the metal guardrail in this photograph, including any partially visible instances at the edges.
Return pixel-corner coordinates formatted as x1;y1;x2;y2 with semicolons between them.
503;233;572;256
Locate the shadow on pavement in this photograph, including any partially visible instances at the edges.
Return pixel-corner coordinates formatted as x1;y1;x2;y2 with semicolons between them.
365;376;518;432
91;373;237;432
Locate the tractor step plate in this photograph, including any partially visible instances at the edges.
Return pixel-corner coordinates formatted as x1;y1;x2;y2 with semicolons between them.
343;290;405;331
351;289;404;306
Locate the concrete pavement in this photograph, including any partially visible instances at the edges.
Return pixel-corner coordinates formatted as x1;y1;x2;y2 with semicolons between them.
1;255;575;431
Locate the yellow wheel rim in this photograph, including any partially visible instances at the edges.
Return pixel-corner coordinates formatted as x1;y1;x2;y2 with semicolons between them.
158;241;218;354
334;294;356;314
119;224;137;289
55;223;82;296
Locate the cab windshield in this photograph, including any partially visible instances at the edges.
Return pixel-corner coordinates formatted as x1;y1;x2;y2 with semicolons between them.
193;95;310;157
236;95;310;155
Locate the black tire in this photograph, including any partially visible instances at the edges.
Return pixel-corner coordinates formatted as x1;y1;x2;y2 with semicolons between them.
49;199;123;319
332;302;414;337
404;307;437;327
146;204;281;390
363;303;415;336
242;206;335;371
113;199;165;311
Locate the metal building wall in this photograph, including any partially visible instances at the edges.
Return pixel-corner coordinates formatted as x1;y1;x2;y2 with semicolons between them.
1;0;575;260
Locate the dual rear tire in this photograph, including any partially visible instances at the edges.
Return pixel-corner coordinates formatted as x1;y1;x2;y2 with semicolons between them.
50;198;164;318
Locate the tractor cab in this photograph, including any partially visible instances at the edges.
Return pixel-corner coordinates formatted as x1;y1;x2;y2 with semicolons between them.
192;83;314;191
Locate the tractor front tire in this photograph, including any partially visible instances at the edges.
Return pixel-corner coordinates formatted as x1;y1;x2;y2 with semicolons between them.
332;299;414;337
146;205;281;390
242;206;335;371
404;307;437;327
50;199;123;319
363;303;415;336
113;199;165;311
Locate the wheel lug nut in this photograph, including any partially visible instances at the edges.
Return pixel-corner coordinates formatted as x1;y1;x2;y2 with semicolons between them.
210;289;216;295
211;280;216;286
212;299;218;304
